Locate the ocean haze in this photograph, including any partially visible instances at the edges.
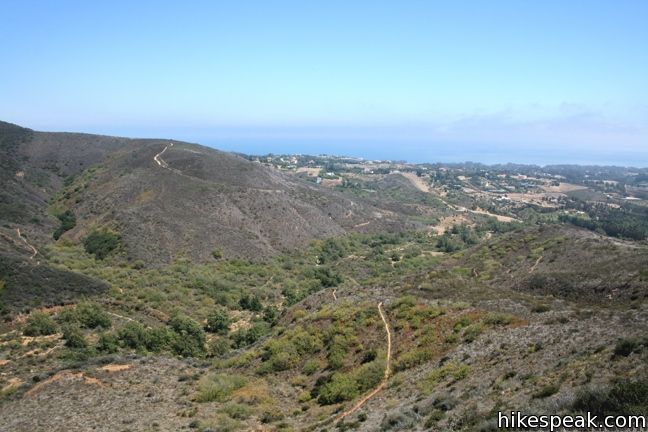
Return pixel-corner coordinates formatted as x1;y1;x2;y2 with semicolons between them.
206;138;648;167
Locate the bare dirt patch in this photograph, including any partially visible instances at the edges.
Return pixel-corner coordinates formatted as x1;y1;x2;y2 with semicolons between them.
98;364;132;373
542;182;587;193
431;215;471;235
1;378;23;393
20;333;62;346
296;167;320;177
25;371;104;397
400;172;430;192
468;208;518;222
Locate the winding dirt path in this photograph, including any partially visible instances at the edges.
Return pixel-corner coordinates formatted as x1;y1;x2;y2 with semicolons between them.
16;228;38;259
336;301;392;423
154;143;173;168
106;311;137;323
529;255;543;273
332;289;337;300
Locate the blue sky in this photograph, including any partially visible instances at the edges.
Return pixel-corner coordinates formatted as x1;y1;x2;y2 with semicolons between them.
1;1;647;165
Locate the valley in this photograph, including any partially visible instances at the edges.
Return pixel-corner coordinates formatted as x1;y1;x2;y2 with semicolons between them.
1;121;647;431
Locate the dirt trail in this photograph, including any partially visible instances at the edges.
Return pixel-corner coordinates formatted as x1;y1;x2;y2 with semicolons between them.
332;289;337;301
106;311;143;325
353;221;371;228
529;255;543;273
154;143;172;168
336;302;392;423
16;228;38;259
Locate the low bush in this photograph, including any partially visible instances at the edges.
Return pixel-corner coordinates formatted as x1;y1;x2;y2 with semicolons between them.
613;338;643;357
24;312;58;336
75;302;112;329
83;230;120;259
96;332;119;353
53;210;76;240
420;362;471;394
208;337;231;357
196;373;248;403
572;380;648;416
317;373;359;404
239;294;263;312
231;322;269;348
118;322;148;349
168;314;206;357
62;324;87;349
219;402;252;420
205;308;231;334
533;384;560;399
531;304;551;313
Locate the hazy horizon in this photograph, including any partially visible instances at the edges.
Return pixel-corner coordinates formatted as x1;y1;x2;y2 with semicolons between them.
2;1;647;166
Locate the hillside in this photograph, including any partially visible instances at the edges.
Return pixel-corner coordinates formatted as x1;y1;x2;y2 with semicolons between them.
0;122;413;266
51;140;411;264
1;122;647;432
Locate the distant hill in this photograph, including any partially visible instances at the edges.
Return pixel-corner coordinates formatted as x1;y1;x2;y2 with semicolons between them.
0;121;413;265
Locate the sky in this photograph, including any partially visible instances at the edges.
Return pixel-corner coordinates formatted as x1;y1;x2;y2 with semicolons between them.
1;1;647;165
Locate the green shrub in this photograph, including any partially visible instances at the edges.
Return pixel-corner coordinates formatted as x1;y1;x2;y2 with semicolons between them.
169;314;206;357
208;337;231;357
533;384;560;399
145;326;173;352
231;322;269;348
263;306;279;326
291;328;323;355
96;332;119;353
327;335;348;370
485;313;515;326
462;323;485;343
83;230;120;259
303;359;320;375
531;304;551;313
205;308;231;334
420;362;470;394
196;373;247;403
394;348;434;371
53;210;76;240
317;373;359;405
75;302;112;329
354;359;385;392
220;402;251;420
118;322;148;349
613;338;642;357
572;380;648;416
62;324;87;349
24;312;58;336
239;294;263;311
310;266;343;287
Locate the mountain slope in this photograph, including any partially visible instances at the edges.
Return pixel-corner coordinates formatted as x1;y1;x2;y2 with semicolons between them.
1;122;414;265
